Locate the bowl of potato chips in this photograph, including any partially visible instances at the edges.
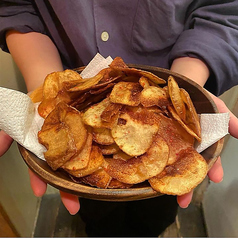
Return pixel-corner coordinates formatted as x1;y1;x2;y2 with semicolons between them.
18;57;223;201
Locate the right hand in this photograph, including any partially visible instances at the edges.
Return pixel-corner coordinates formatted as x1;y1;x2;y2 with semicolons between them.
0;130;80;215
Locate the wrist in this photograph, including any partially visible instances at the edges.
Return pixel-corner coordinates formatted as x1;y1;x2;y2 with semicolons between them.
170;57;210;87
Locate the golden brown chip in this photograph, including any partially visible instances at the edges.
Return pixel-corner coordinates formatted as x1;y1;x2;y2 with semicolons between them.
111;111;159;156
148;148;208;195
38;70;82;118
82;98;110;128
65;145;104;178
92;127;114;145
67;71;104;92
168;76;186;122
139;76;150;88
103;135;169;184
156;114;194;165
38;102;87;170
38;125;76;170
109;81;142;106
107;178;133;189
80;169;112;188
99;143;120;155
113;150;133;161
62;132;93;170
29;85;43;103
168;105;201;142
180;88;201;139
140;85;169;108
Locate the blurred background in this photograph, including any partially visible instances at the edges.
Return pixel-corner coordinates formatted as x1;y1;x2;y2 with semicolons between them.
0;49;238;237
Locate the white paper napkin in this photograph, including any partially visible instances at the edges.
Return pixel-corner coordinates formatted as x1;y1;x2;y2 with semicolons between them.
0;54;230;161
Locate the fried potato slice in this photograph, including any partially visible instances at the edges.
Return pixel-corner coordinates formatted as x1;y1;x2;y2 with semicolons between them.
104;135;169;184
107;179;133;189
168;105;201;142
140;85;169;108
148;148;208;195
180;88;201;139
109;81;142;106
139;76;150;88
111;111;159;156
62;132;93;170
38;102;87;170
38;125;76;170
65;145;104;177
168;76;186;122
82;98;110;128
80;169;112;188
99;143;120;155
156;114;194;165
67;71;104;92
92;127;114;145
38;70;82;118
113;150;133;161
29;85;43;103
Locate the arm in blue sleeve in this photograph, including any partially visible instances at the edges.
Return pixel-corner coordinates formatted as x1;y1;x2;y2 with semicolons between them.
0;0;47;52
169;0;238;95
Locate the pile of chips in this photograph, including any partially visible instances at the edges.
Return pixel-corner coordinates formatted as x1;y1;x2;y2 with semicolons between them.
31;57;208;196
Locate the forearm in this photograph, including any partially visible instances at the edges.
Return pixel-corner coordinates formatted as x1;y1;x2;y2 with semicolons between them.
170;57;210;87
6;31;63;92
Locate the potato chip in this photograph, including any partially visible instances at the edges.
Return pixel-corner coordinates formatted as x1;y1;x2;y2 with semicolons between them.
38;125;76;170
67;72;104;92
168;105;201;142
29;85;43;103
140;85;169;108
82;98;110;128
111;111;159;156
38;70;83;118
148;148;208;195
99;143;120;155
39;102;87;170
104;135;169;184
113;150;133;161
107;179;133;189
180;88;201;139
92;127;114;145
156;114;194;165
168;76;186;122
139;76;150;88
65;145;104;177
62;132;93;170
80;169;112;188
109;81;142;106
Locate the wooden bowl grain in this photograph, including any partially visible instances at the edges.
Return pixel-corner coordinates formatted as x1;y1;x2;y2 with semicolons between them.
18;65;224;201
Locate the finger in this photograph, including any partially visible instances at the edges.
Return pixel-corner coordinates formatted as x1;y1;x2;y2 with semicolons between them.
0;130;13;156
28;169;47;197
177;190;193;208
59;191;80;215
208;93;238;138
208;156;223;183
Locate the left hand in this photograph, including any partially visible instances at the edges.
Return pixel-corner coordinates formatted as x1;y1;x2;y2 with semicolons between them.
177;94;238;208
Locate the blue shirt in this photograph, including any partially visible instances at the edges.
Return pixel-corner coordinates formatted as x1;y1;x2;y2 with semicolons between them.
1;0;238;95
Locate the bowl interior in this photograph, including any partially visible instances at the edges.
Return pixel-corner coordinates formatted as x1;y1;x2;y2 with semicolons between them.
18;65;224;201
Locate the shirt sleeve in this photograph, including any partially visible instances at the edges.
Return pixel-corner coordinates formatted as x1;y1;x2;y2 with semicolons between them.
169;0;238;96
0;0;47;53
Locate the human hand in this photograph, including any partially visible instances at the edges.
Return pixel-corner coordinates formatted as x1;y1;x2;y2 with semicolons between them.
177;93;238;208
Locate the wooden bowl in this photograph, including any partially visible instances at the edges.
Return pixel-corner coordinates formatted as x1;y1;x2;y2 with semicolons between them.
18;65;224;201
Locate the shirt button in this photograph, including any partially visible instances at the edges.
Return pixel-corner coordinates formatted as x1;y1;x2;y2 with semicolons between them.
101;31;109;42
